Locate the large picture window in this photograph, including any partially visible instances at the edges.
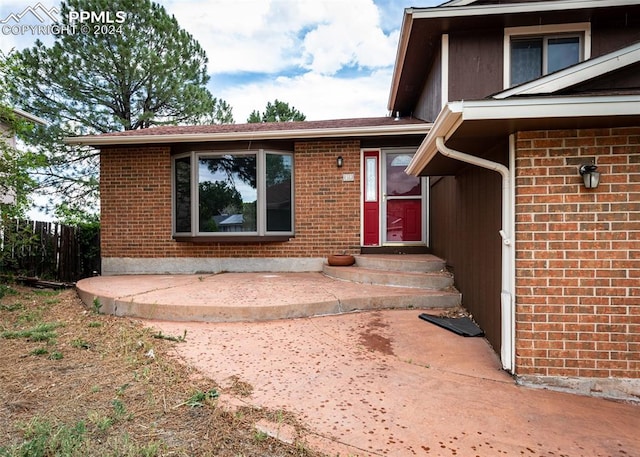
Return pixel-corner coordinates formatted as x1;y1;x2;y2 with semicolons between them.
172;150;293;238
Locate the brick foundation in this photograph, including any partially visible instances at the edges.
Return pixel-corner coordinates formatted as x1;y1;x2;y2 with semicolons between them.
514;127;640;384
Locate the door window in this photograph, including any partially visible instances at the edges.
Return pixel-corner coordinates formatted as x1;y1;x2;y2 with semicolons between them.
386;154;421;197
384;153;423;243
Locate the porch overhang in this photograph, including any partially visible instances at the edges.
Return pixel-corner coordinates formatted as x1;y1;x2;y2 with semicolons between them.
406;95;640;176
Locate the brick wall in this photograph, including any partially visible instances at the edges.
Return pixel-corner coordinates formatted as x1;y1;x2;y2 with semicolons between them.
100;140;361;261
514;127;640;379
100;146;173;257
293;140;361;255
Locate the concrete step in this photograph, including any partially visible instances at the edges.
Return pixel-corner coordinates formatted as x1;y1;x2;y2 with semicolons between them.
323;264;454;290
354;254;446;273
343;289;461;310
77;272;462;323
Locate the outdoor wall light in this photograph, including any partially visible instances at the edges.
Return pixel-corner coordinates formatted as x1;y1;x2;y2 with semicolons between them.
579;164;600;189
337;156;343;168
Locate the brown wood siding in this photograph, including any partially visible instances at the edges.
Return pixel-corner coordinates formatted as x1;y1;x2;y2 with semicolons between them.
414;44;442;122
591;12;640;57
448;30;504;102
429;177;457;262
429;163;504;354
360;136;424;150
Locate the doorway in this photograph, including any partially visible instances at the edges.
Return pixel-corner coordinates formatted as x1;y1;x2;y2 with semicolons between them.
362;149;428;247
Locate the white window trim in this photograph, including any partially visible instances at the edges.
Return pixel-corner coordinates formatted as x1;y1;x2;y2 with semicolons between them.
172;149;294;238
503;22;591;89
441;33;449;107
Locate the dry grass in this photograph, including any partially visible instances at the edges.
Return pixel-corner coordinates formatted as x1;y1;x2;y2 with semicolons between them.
0;284;325;456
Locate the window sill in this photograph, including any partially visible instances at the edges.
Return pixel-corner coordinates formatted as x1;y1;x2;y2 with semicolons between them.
173;235;293;243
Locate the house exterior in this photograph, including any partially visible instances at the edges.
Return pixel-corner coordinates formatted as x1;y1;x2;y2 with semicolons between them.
66;118;432;273
394;0;640;399
66;0;640;400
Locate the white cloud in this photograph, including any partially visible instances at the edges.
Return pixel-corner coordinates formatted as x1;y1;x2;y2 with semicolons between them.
300;1;398;75
165;0;402;120
166;0;300;73
166;0;399;75
218;68;393;122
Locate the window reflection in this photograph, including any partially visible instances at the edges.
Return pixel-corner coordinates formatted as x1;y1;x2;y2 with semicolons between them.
548;37;580;73
174;156;191;233
198;155;257;233
511;35;580;86
173;151;294;236
266;154;292;232
386;153;421;197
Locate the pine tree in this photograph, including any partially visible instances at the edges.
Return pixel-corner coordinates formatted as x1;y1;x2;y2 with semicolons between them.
6;0;234;214
247;99;306;123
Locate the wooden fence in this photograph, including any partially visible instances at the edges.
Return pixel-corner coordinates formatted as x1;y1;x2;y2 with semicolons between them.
0;219;100;282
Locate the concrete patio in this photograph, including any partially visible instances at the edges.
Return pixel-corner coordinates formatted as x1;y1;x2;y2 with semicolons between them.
76;273;640;456
150;309;639;456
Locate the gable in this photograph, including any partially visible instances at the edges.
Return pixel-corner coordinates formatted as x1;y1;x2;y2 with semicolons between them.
558;61;640;96
389;1;640;115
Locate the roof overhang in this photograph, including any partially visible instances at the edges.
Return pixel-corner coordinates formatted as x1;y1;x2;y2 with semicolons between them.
388;0;640;114
406;94;640;176
64;122;432;147
11;108;47;126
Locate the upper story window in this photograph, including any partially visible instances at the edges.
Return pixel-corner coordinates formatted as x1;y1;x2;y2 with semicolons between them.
172;150;294;239
504;23;591;88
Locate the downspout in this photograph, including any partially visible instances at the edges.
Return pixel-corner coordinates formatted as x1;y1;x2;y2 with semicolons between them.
435;137;515;372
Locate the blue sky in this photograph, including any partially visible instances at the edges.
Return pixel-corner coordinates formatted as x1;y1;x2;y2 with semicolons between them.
1;0;443;122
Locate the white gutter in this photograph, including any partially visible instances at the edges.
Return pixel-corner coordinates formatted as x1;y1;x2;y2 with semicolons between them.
508;133;516;373
435;136;515;372
64;123;432;146
457;94;640;119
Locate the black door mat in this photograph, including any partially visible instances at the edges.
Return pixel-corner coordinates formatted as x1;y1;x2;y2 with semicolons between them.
419;313;484;337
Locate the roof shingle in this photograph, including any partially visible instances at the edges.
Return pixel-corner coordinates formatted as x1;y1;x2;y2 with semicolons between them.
97;116;427;137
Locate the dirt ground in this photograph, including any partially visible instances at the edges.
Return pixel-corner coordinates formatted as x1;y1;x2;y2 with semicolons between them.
0;284;324;456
